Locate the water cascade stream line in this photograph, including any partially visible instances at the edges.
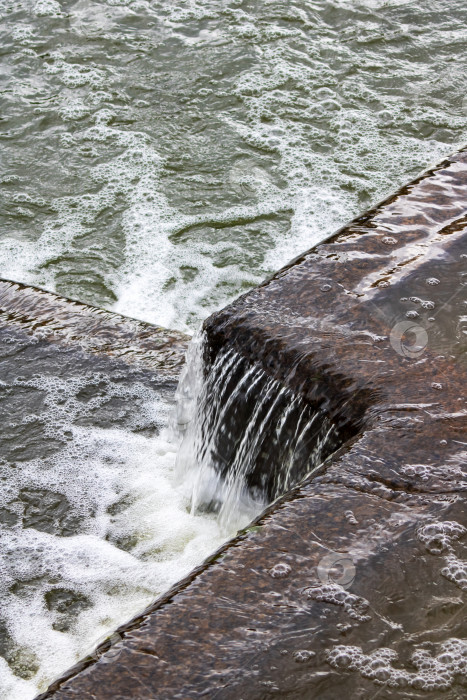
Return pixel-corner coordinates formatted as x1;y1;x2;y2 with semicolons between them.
173;333;344;533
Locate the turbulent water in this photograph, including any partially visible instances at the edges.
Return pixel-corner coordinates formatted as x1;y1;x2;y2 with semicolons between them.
1;0;467;698
175;335;342;532
1;0;467;332
0;326;231;700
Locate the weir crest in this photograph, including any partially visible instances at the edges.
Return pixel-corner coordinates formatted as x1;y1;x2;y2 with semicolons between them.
174;333;354;533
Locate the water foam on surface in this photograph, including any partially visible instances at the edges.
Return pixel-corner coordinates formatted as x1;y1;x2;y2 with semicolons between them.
0;342;232;700
324;520;467;691
327;639;467;691
1;0;466;330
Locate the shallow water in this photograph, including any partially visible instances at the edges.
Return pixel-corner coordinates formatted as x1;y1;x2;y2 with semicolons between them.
1;0;467;698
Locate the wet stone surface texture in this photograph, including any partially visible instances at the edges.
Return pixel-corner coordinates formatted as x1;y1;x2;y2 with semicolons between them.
41;150;467;698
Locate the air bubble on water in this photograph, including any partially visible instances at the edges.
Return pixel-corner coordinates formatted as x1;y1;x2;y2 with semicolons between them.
431;382;443;390
33;0;63;17
345;510;358;524
326;639;467;690
336;622;352;633
441;555;467;591
293;650;315;663
402;464;430;481
305;584;371;622
12;26;35;43
381;236;397;245
269;563;292;579
426;278;440;286
406;310;419;319
402;462;466;489
417;521;466;555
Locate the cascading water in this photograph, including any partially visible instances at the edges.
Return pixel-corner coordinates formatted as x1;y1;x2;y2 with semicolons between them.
174;334;344;533
3;0;467;696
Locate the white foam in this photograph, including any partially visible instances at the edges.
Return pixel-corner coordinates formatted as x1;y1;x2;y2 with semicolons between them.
417;521;466;555
0;371;233;699
305;584;371;622
33;0;62;17
1;0;464;332
327;638;467;691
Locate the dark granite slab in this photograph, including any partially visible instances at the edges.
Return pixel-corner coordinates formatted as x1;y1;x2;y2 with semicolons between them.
38;148;467;699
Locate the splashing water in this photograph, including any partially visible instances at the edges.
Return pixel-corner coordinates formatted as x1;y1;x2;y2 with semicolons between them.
2;0;467;696
174;334;344;532
0;331;244;700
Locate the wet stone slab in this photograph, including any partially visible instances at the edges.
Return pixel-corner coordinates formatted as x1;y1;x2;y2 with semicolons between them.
40;149;467;698
0;280;188;375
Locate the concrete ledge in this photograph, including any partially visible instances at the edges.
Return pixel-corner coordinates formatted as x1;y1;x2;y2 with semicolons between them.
38;148;467;699
0;279;188;375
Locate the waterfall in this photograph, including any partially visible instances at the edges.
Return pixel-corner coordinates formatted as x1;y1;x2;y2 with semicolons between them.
173;334;342;533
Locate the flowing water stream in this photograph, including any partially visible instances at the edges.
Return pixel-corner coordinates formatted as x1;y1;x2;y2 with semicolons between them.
1;0;467;697
175;334;347;532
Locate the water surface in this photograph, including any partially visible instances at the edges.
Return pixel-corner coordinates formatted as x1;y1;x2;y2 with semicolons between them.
1;0;467;698
1;0;466;331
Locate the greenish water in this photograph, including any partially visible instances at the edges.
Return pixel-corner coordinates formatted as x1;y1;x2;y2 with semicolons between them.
1;1;467;698
1;0;466;332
